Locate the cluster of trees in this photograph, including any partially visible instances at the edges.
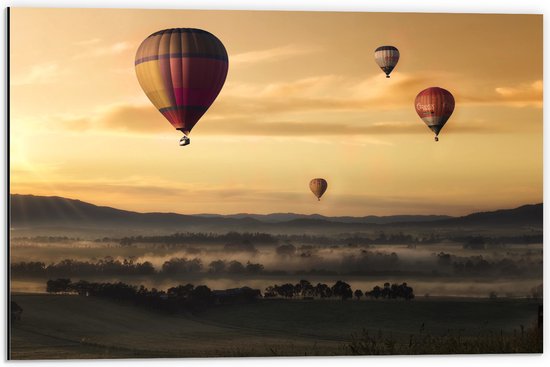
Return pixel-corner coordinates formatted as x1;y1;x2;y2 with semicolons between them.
11;257;156;277
436;252;542;277
275;243;320;258
45;279;261;313
455;235;543;249
119;232;277;246
264;280;414;301
12;236;80;243
277;233;440;246
161;258;203;274
364;282;415;300
161;258;266;275
208;259;264;274
14;232;543;248
346;250;399;271
223;240;258;253
11;257;268;277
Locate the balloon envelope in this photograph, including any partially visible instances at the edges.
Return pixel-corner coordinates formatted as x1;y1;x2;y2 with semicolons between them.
374;46;399;78
135;28;228;135
414;87;455;139
309;178;328;201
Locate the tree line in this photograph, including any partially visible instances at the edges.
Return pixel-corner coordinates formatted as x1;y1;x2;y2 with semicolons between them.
13;232;542;248
118;232;277;246
45;279;261;313
264;280;414;300
11;257;266;277
436;252;542;277
45;278;414;314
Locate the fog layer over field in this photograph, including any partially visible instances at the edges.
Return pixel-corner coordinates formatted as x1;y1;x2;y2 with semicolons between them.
10;235;542;298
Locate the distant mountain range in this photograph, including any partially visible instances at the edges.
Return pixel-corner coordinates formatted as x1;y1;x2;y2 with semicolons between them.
9;194;543;233
195;212;452;224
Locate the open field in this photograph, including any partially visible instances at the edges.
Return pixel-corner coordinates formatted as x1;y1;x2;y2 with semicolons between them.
10;293;541;359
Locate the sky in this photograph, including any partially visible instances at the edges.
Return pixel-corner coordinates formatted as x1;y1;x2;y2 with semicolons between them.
9;8;542;216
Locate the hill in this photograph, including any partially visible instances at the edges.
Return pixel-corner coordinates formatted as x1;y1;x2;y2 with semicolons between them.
9;194;542;233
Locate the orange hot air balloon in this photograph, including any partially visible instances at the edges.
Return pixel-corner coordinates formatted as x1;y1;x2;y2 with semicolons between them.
135;28;228;146
309;178;328;201
414;87;455;142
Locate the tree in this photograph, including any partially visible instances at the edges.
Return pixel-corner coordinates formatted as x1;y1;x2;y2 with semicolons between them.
264;286;277;298
368;286;381;299
167;284;194;298
245;261;264;274
46;278;72;293
161;258;202;274
209;260;226;273
314;283;331;298
354;289;364;300
191;285;212;301
299;280;314;298
331;280;353;300
276;243;296;256
227;260;245;274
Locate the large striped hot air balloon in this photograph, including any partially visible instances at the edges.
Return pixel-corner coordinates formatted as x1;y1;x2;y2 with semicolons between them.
374;46;399;78
309;178;328;201
414;87;455;142
135;28;228;146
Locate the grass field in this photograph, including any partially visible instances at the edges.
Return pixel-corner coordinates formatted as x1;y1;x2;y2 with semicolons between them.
10;294;542;359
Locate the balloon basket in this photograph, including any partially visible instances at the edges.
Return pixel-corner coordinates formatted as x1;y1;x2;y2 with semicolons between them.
434;136;439;142
179;135;191;146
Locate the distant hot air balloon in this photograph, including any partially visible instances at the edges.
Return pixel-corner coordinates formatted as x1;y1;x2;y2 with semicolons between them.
374;46;399;78
414;87;455;142
309;178;328;201
135;28;228;146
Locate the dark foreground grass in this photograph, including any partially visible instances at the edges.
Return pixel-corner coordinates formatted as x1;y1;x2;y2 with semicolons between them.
347;324;543;355
10;294;542;358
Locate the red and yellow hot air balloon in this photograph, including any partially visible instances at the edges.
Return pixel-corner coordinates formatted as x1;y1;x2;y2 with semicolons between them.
414;87;455;142
135;28;228;146
309;178;328;201
374;46;400;78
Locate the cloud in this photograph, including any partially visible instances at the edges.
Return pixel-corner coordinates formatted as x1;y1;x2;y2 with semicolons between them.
11;178;301;208
52;102;495;139
72;41;133;59
73;38;101;46
39;71;540;138
231;44;320;65
51;104;167;133
11;63;63;86
213;71;461;117
494;80;543;107
97;104;167;133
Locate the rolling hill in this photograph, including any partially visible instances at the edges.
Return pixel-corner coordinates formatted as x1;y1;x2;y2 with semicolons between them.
9;194;542;233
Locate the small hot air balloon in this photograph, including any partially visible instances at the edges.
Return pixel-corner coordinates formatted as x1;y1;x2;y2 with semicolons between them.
374;46;399;78
309;178;328;201
135;28;228;146
414;87;455;142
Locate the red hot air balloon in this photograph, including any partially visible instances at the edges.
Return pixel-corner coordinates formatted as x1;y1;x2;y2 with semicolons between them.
135;28;229;146
414;87;455;142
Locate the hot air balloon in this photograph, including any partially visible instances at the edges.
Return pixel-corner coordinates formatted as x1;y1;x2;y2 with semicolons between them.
309;178;328;201
414;87;455;142
374;46;399;78
135;28;228;146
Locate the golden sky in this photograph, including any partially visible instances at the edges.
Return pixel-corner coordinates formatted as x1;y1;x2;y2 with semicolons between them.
9;8;542;216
